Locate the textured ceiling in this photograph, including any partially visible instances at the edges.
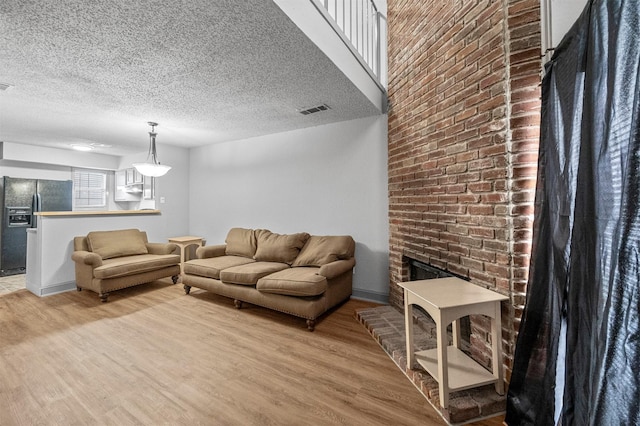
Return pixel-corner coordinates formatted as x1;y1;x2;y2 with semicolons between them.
0;0;379;156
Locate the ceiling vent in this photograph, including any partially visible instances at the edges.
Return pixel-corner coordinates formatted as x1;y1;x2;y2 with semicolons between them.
298;104;331;115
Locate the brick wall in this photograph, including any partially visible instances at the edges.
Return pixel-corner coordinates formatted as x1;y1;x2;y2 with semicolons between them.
387;0;541;382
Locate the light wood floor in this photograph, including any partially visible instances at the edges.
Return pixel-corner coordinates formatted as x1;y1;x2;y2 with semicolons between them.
0;280;503;425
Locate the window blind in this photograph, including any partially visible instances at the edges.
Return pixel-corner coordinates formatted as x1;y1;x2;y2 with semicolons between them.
73;170;107;208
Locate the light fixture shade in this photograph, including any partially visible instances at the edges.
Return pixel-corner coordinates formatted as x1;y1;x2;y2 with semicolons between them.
134;121;171;177
132;162;171;177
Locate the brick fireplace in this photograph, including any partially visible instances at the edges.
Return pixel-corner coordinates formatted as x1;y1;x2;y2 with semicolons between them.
387;0;541;383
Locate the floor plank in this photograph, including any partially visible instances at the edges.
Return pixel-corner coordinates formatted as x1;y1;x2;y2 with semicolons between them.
0;280;502;425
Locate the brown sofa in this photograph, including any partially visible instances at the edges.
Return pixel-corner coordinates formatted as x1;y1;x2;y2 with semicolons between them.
182;228;355;331
71;229;181;302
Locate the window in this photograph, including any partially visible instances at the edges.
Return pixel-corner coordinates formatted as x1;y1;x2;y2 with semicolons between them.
73;169;107;209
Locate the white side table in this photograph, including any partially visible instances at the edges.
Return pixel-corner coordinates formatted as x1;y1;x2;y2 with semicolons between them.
168;236;204;276
398;277;508;409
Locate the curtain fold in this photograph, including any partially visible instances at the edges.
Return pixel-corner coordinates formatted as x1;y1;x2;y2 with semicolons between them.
506;1;640;424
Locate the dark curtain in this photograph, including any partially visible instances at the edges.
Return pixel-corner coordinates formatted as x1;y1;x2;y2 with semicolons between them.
506;1;640;425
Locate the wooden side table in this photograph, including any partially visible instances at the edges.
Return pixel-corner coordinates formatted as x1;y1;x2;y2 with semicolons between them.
168;236;204;275
398;277;508;409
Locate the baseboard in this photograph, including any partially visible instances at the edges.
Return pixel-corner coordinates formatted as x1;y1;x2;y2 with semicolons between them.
351;288;389;304
31;281;76;297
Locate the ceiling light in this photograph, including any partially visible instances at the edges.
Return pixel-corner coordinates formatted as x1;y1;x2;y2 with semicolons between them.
133;122;171;177
70;144;94;151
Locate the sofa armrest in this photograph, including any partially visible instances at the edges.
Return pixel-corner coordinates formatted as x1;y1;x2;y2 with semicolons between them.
146;242;178;255
71;250;103;267
318;258;356;279
196;244;227;259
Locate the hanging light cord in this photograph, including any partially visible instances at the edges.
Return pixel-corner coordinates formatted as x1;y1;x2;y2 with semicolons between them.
147;121;160;165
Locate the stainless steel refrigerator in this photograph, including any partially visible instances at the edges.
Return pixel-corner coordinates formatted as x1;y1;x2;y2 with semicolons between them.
0;177;72;276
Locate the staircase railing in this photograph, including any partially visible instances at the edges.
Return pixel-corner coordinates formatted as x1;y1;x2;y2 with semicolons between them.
310;0;387;89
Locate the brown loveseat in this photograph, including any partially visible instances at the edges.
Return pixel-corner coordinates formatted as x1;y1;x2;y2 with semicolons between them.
71;229;181;302
182;228;355;331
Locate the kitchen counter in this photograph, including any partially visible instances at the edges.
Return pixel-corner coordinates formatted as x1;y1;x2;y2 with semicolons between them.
35;209;161;216
26;210;167;297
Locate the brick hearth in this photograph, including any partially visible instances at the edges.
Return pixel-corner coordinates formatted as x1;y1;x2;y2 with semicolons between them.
356;305;505;424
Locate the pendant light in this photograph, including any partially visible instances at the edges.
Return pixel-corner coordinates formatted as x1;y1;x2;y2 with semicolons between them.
133;122;172;177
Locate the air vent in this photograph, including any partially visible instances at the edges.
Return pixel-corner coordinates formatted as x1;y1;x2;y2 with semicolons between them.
298;104;331;115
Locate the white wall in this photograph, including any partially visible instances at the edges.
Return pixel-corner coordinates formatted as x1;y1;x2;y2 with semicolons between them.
0;159;73;181
0;142;120;170
541;0;589;54
188;115;390;301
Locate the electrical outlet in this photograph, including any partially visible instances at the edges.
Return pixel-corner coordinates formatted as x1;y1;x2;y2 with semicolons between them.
160;197;166;204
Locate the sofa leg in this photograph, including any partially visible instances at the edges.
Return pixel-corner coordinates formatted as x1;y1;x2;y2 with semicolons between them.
99;292;109;303
234;299;243;309
306;319;316;332
171;275;179;284
183;285;191;294
76;286;82;292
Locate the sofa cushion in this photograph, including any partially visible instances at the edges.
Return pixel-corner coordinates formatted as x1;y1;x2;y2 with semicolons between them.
220;262;289;286
87;229;148;260
254;230;310;264
225;228;257;258
257;267;328;297
93;254;180;279
184;256;255;280
291;235;356;267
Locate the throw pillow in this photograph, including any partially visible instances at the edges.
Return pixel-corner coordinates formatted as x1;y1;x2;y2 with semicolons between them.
254;230;310;265
87;229;148;260
225;227;257;258
292;235;355;267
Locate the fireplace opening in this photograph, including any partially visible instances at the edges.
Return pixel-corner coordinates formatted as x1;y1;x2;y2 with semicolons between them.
406;258;471;350
409;258;467;281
